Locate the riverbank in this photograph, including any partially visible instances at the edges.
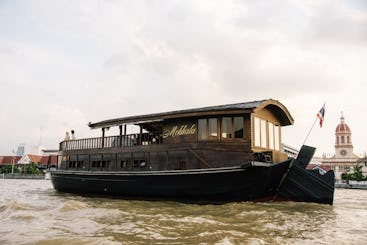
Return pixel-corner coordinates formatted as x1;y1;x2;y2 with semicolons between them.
1;174;45;179
335;180;367;189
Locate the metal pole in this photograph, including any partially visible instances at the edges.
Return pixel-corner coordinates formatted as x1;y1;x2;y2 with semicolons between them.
302;117;318;146
11;154;15;175
119;125;123;147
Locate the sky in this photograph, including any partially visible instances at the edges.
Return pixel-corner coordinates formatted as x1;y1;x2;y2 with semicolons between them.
0;0;366;156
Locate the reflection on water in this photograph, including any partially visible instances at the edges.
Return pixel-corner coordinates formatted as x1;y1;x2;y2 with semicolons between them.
0;179;366;244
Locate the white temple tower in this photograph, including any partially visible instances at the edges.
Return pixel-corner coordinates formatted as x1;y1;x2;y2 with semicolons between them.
322;113;358;179
334;114;354;159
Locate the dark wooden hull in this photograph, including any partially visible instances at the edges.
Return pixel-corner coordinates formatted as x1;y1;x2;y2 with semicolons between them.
50;159;334;204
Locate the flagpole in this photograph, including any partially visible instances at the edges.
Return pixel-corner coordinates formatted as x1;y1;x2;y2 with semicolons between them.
303;103;325;146
11;151;15;175
302;117;318;146
11;159;14;174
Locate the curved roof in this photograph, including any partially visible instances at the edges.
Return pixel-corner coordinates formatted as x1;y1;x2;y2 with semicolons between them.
335;115;351;133
88;99;294;129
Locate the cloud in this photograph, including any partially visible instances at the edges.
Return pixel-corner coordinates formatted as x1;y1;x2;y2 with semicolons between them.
0;0;366;155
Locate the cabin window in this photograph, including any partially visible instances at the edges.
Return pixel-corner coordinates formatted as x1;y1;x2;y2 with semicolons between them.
91;154;102;169
268;123;281;150
68;155;77;169
198;116;244;141
120;160;129;169
92;161;101;168
77;160;83;169
254;117;261;147
58;156;65;169
101;160;110;168
260;119;267;148
221;117;232;139
78;154;89;170
198;119;208;140
198;118;218;140
234;117;244;138
102;154;115;170
133;159;147;169
274;125;280;150
68;161;76;168
117;153;132;170
268;122;274;149
254;116;281;150
208;118;218;139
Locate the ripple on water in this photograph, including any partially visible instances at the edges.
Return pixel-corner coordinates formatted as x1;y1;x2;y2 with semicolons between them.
0;199;31;212
1;180;367;244
0;199;40;223
58;200;89;212
33;236;120;245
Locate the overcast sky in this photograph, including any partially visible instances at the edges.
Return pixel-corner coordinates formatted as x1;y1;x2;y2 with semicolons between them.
0;0;366;156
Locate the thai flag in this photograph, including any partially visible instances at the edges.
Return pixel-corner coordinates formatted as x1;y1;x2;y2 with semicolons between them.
317;104;325;128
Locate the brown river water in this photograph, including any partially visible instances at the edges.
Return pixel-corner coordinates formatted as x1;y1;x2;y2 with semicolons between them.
0;179;366;245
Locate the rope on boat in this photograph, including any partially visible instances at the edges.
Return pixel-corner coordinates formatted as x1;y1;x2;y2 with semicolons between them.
272;159;295;201
188;149;211;168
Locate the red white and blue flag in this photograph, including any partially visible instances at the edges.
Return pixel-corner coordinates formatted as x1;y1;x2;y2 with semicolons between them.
317;104;325;128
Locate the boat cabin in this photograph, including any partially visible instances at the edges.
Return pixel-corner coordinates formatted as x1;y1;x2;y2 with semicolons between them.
58;99;294;171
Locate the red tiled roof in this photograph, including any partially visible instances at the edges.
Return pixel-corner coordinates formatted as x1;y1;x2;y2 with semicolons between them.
307;164;331;172
0;156;22;165
26;155;58;165
0;155;57;165
27;154;43;163
40;155;58;165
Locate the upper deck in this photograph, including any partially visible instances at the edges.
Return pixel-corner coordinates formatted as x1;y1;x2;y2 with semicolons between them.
60;99;293;156
58;99;294;171
87;99;293;129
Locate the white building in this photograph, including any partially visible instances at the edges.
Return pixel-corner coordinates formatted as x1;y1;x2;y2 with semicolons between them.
321;114;359;180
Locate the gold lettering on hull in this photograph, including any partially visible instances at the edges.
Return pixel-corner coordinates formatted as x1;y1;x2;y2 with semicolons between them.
163;124;196;138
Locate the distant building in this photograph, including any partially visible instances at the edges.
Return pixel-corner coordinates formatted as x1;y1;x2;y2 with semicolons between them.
16;143;25;156
41;149;58;156
0;154;57;169
321;114;359;180
17;154;58;168
0;156;22;166
282;144;298;158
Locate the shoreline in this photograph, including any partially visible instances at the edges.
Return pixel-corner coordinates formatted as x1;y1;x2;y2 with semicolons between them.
335;183;367;190
2;174;46;180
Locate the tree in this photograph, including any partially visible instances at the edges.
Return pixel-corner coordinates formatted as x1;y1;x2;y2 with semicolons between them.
23;162;43;175
341;164;366;181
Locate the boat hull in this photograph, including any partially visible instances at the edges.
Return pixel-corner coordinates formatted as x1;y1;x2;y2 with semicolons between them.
50;159;334;204
51;163;288;202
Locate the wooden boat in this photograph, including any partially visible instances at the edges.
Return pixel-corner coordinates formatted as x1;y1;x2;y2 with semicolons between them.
50;99;335;204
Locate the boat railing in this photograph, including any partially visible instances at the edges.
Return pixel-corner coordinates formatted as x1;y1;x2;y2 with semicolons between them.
60;133;162;151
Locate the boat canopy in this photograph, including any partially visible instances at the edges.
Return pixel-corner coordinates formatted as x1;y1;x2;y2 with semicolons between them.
88;99;294;129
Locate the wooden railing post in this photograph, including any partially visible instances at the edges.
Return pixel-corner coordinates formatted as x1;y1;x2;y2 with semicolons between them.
119;125;123;147
139;126;143;145
102;128;105;148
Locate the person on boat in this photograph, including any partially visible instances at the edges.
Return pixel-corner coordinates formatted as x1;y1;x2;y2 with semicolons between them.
71;130;76;140
64;131;70;141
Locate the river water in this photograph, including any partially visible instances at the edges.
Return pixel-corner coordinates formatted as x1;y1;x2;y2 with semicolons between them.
0;179;366;245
